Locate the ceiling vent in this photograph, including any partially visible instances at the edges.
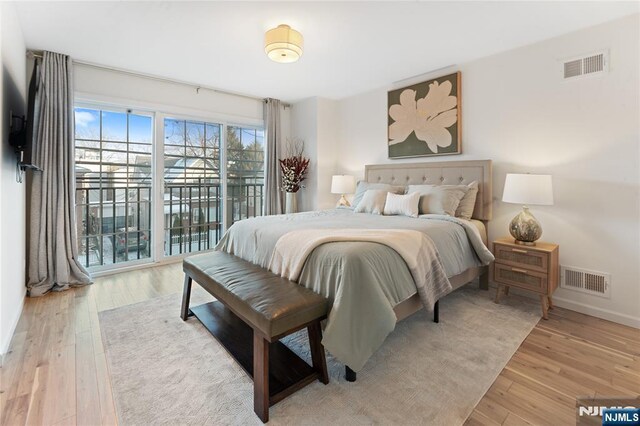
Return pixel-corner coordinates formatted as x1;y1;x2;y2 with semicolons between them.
563;51;608;79
560;265;610;298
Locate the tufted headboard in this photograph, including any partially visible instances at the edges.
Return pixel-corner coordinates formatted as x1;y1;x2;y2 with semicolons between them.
364;160;493;221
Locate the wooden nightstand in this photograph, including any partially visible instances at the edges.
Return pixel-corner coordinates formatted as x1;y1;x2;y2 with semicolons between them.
492;237;559;319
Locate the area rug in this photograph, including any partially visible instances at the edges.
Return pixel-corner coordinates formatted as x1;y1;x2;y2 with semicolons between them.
99;284;540;425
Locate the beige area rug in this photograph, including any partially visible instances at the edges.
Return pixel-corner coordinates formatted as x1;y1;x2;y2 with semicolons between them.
99;284;540;425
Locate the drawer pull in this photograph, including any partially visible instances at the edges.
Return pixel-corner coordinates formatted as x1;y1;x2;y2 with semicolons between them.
511;267;529;274
511;248;528;254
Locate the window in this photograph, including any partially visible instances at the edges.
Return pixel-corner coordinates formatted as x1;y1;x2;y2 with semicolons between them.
74;107;153;269
73;105;265;272
226;125;265;224
163;119;222;256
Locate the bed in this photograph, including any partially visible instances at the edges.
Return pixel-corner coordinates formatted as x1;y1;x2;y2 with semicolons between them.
216;160;493;376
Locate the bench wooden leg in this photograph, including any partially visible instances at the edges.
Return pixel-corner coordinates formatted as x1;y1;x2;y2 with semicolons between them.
253;332;269;423
180;275;193;321
307;322;329;385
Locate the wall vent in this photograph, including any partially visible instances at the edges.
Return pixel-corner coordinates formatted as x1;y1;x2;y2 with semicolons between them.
560;265;610;298
563;51;608;79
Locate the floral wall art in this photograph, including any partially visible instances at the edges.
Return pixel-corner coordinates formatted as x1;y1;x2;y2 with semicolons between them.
387;72;461;158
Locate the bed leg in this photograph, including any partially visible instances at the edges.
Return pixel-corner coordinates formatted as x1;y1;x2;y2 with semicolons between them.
180;275;193;321
345;366;357;382
433;300;439;323
479;267;489;291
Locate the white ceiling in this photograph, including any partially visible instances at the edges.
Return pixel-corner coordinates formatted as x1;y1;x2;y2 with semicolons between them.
14;1;639;103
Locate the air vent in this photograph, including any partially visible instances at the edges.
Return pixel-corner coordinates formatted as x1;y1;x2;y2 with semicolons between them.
563;51;608;79
560;265;610;298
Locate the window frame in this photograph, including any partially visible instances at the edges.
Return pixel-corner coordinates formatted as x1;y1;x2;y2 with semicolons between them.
74;103;156;273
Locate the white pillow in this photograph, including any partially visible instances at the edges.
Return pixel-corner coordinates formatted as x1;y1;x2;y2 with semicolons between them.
383;192;420;218
354;189;388;215
407;185;468;216
455;181;478;220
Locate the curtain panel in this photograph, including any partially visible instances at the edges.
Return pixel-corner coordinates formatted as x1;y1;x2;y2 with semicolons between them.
263;98;283;215
27;51;92;296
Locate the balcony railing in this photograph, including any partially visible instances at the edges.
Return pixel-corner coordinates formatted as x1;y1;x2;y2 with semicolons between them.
75;178;264;268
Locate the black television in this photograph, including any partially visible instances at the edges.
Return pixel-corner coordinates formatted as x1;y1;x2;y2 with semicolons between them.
9;115;27;151
10;63;38;170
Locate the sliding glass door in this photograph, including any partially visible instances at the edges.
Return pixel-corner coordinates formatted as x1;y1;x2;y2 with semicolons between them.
74;107;153;269
74;106;265;272
226;125;265;225
163;119;222;256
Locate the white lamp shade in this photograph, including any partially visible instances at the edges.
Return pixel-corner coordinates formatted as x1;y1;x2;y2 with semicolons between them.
331;175;356;194
502;174;554;206
265;24;303;63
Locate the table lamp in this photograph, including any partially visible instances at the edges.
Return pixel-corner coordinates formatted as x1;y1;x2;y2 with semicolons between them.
331;175;356;207
502;173;554;246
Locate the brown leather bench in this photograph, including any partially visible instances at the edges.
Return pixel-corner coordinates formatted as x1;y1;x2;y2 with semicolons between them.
181;251;330;423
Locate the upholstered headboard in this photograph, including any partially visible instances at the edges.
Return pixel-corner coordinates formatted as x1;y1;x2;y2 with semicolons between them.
364;160;493;221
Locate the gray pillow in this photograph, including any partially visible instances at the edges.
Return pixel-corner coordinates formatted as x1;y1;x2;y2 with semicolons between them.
351;182;405;208
455;181;478;220
407;184;468;216
354;189;388;215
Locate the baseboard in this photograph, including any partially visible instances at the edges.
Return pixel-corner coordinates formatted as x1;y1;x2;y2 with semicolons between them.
488;282;640;329
551;296;640;329
0;295;26;365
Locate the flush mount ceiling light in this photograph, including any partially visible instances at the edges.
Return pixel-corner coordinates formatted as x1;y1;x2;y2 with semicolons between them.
265;24;303;63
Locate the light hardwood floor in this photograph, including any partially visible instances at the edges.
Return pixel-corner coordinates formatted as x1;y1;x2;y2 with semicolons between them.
1;263;638;425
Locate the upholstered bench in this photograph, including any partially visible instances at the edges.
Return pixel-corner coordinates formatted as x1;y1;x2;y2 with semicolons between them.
181;251;330;423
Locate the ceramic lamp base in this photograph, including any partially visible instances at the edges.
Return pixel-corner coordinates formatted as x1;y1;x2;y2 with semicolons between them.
509;206;542;245
336;194;351;207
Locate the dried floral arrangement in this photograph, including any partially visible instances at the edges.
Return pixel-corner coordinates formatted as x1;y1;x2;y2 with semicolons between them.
279;139;310;193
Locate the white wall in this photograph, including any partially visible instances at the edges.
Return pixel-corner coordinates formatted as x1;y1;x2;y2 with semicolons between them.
291;98;318;212
0;2;27;356
332;14;640;326
74;65;266;124
290;97;339;211
316;98;340;209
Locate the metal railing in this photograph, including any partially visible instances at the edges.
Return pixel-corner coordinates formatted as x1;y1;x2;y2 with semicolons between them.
75;178;264;267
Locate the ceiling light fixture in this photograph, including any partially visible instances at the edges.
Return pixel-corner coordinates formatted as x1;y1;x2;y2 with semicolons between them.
265;24;303;63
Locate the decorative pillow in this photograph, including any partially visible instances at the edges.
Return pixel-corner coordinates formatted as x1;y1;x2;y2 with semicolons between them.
407;184;468;216
383;192;420;218
455;181;479;220
354;190;388;215
351;182;405;209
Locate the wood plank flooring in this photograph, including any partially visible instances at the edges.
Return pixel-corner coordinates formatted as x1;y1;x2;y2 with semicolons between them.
1;263;638;425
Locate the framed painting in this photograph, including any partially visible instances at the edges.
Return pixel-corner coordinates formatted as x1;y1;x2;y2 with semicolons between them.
388;71;461;159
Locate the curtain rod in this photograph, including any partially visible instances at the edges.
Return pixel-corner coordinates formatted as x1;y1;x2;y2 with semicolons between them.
27;50;290;108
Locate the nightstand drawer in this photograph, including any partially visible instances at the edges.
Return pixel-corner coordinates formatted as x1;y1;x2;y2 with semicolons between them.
494;243;548;273
494;263;548;293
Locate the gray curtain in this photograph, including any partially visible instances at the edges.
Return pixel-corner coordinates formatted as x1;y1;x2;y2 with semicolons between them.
264;98;283;215
27;51;92;297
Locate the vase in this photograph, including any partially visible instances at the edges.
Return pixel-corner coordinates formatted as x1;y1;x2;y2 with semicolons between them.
285;191;298;214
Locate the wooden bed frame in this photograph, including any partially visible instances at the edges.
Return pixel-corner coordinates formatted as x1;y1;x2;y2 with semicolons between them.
341;160;493;381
